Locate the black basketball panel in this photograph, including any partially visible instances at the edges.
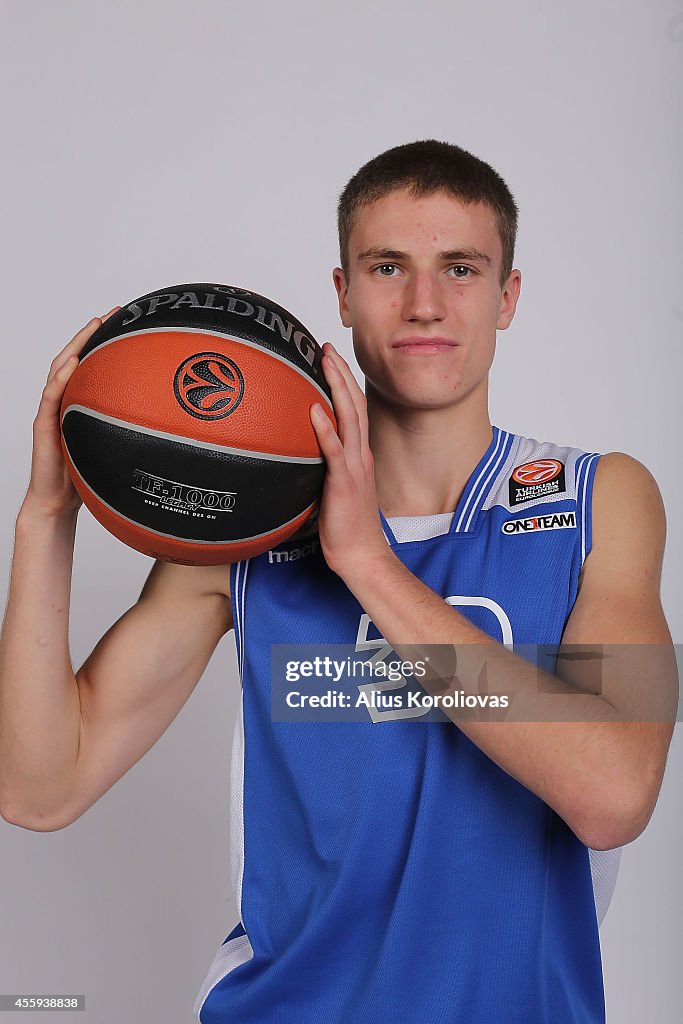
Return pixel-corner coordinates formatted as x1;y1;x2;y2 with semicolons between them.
62;410;324;543
78;283;330;398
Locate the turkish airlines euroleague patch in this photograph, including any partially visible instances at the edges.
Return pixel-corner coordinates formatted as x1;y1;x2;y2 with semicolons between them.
508;459;566;506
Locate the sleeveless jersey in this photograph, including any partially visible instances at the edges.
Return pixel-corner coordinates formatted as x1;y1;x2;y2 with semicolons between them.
194;425;619;1024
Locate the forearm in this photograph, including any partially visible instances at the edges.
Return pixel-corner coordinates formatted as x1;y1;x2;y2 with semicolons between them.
341;551;636;847
0;501;82;821
409;637;634;847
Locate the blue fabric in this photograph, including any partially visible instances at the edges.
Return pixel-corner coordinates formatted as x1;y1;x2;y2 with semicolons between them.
200;426;605;1023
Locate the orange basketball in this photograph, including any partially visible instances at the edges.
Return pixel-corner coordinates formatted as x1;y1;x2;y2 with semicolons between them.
59;282;336;565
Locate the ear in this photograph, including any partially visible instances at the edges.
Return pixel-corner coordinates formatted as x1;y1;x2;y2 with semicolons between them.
333;267;353;328
496;268;522;330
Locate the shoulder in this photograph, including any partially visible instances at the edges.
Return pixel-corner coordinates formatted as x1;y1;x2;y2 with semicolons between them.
487;430;597;512
592;452;665;532
582;451;666;592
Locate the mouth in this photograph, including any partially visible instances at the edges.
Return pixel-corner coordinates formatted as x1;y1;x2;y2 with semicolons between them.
392;336;459;353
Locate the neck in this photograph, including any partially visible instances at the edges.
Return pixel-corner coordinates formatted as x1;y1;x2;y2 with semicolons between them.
367;380;493;518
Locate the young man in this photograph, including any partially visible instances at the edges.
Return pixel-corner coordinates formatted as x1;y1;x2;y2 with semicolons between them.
0;141;676;1022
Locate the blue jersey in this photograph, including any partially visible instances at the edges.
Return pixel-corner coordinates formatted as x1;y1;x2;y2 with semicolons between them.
194;425;610;1024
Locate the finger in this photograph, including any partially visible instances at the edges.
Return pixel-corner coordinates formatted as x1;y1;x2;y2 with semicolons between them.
45;304;122;383
321;342;369;452
322;346;371;473
35;355;80;427
45;356;78;396
310;402;347;468
321;354;363;469
46;316;104;380
322;343;364;402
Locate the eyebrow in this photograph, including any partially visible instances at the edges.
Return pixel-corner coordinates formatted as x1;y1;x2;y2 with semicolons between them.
356;246;492;265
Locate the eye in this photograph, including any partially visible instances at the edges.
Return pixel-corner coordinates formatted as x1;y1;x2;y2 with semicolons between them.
372;263;400;277
448;265;475;279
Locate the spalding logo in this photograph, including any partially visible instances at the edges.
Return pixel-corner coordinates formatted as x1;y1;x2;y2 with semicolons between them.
173;352;245;420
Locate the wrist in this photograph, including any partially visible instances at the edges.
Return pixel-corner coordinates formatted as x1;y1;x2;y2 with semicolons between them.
17;496;79;532
333;543;399;589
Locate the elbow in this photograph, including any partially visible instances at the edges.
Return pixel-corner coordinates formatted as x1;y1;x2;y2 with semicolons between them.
573;787;657;851
565;727;672;850
577;823;636;852
0;801;73;833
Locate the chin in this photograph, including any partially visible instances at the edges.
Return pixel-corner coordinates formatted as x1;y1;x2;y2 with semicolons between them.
383;387;464;412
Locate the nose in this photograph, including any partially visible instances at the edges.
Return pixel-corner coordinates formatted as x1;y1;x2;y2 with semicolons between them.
401;271;446;323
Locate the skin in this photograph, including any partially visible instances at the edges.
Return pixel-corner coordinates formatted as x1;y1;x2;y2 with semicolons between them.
332;188;521;519
308;187;676;851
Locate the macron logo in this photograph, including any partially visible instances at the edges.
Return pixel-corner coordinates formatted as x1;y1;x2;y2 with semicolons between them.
268;538;321;563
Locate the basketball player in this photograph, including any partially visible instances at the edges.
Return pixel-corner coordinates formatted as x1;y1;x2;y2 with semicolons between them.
0;141;676;1023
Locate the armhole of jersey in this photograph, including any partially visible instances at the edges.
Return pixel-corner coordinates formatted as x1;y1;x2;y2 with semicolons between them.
230;559;250;686
575;452;601;569
588;845;623;927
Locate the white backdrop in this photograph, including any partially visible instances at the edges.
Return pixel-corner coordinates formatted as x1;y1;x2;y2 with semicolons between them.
1;1;681;1021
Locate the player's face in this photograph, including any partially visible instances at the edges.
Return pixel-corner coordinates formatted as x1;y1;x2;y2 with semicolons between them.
333;188;521;412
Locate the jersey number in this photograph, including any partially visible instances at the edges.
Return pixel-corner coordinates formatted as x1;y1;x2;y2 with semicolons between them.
354;595;513;722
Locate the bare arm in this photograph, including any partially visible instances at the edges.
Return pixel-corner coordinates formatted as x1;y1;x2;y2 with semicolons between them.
0;308;233;831
331;453;677;851
0;506;82;822
65;556;232;831
0;519;233;831
0;311;114;825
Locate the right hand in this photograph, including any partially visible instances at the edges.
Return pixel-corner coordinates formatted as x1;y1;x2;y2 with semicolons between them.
24;307;121;519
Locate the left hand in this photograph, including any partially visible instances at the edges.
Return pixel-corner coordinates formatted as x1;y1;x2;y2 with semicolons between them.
309;342;389;577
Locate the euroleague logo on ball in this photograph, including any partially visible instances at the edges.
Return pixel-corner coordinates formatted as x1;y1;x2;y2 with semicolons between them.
173;352;245;420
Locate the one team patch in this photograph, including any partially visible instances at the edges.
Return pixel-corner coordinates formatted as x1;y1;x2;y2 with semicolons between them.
508;459;566;506
501;511;577;534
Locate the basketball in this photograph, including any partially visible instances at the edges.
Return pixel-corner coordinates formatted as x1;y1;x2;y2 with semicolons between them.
59;282;335;565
